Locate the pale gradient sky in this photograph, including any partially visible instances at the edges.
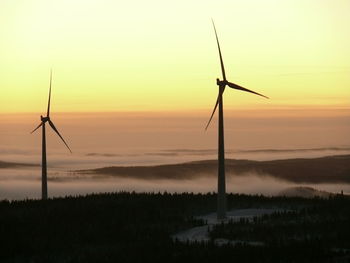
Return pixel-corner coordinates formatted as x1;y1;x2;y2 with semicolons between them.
0;0;349;113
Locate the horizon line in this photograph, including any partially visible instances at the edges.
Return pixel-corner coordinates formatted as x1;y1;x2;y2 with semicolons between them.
1;106;350;115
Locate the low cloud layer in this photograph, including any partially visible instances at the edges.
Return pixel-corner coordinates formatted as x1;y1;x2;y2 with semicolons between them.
1;173;348;201
78;155;350;184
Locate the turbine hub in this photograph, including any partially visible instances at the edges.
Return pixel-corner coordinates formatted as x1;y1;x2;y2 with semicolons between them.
41;116;49;122
216;78;226;87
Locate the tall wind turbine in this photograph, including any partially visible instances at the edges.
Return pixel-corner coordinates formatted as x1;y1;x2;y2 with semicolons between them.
206;20;269;220
31;70;72;200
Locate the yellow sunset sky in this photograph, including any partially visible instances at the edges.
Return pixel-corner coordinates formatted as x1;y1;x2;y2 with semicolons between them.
0;0;349;113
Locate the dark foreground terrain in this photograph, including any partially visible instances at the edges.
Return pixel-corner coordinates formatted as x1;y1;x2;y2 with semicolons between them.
1;192;350;263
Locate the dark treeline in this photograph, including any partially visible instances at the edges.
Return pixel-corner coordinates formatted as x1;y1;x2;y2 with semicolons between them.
0;192;349;262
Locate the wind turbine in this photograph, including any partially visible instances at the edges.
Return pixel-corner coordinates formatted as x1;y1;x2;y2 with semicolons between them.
206;20;269;220
31;70;72;200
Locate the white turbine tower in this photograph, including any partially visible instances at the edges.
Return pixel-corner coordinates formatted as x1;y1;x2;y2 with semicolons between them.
31;70;72;200
206;20;269;219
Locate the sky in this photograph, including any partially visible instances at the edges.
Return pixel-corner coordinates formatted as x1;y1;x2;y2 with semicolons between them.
0;0;349;113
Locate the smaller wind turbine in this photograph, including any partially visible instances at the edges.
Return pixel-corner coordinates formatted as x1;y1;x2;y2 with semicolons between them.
206;20;268;220
31;70;72;200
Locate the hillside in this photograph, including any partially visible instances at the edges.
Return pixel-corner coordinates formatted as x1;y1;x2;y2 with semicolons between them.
0;160;38;168
78;155;350;183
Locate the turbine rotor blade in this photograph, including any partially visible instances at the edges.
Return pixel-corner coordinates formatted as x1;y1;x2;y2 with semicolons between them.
47;69;52;117
205;92;221;130
212;19;226;81
227;81;269;99
48;120;72;153
31;122;43;134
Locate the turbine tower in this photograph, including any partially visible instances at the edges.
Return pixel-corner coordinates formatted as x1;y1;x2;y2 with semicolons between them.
206;20;269;220
31;70;72;200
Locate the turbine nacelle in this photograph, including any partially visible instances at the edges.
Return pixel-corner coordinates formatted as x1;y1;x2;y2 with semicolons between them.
216;78;226;87
41;116;50;123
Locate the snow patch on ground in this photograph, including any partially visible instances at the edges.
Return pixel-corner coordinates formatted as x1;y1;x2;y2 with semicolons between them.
172;208;283;245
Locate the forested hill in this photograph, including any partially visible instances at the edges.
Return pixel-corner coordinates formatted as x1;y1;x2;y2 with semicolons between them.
79;155;350;183
0;160;38;168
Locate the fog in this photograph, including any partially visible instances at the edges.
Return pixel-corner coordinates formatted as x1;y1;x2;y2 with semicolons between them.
1;167;349;200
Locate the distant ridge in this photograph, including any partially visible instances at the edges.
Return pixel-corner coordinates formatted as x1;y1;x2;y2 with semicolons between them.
85;146;350;157
77;155;350;184
0;161;38;168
